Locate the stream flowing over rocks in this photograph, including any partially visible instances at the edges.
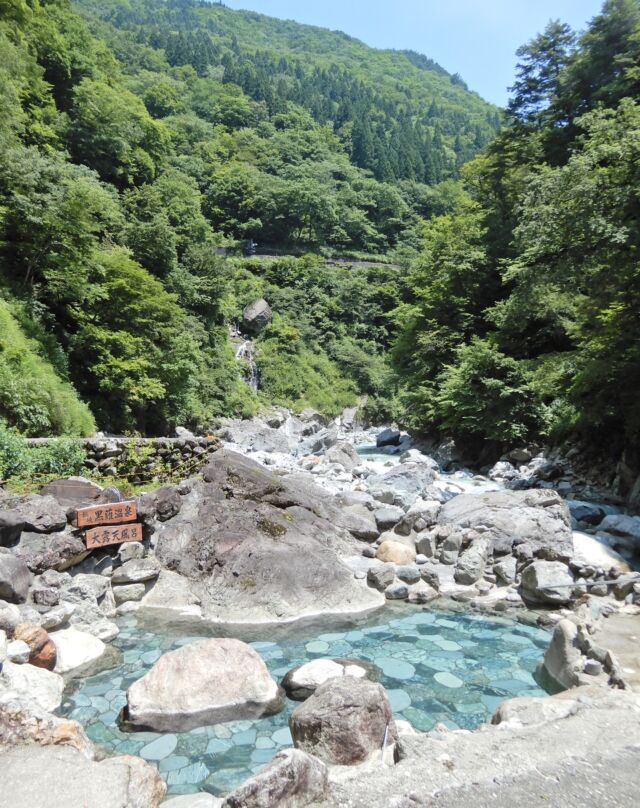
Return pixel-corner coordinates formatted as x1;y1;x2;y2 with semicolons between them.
2;407;640;806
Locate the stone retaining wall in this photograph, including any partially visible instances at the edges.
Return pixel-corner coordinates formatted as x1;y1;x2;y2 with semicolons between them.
25;435;220;483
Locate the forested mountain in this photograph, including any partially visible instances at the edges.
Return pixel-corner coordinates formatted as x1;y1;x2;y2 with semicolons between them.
78;0;499;184
0;0;495;438
395;0;640;461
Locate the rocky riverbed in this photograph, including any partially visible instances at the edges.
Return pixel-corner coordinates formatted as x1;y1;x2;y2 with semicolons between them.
2;407;640;807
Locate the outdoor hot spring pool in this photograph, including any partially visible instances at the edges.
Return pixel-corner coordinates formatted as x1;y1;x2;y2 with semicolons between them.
59;608;549;797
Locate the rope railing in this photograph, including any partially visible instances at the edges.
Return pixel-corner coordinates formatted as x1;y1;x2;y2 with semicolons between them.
543;574;640;589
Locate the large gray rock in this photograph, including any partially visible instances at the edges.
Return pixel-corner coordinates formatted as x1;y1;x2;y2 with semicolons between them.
454;537;491;585
113;583;145;604
335;504;379;541
289;677;397;765
149;451;383;627
39;477;102;509
242;298;273;335
0;601;21;634
494;556;517;585
0;660;64;712
217;421;292;454
122;639;284;731
0;745;166;808
571;531;630;575
376;428;401;448
0;555;30;603
598;514;640;544
539;619;586;690
438;489;573;559
14;531;88;574
367;463;437;509
282;658;373;701
225;748;328;808
111;558;160;585
12;495;67;533
374;506;404;531
51;628;107;677
366;564;396;592
521;561;574;605
0;693;95;758
325;442;360;471
491;692;582;728
567;500;606;526
151;485;182;522
0;509;24;547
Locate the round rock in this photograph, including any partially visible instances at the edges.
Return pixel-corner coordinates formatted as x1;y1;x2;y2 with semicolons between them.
281;657;377;701
289;677;398;765
121;638;284;732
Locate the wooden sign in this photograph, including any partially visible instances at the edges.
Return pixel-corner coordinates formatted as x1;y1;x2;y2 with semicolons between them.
85;523;143;550
75;501;137;529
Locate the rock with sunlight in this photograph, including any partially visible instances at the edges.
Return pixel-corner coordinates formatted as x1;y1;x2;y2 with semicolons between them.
242;298;272;335
145;450;384;627
121;638;284;731
289;676;398;765
438;489;573;559
281;658;374;700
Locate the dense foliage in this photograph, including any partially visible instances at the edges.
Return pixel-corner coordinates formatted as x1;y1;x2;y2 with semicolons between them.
228;255;407;415
396;0;640;456
0;0;496;436
2;0;637;462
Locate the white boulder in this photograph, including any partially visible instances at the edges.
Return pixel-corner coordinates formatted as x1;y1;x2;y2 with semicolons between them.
0;660;64;711
51;628;106;676
123;638;283;731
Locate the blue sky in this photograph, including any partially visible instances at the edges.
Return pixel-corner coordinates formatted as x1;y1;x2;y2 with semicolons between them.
221;0;605;106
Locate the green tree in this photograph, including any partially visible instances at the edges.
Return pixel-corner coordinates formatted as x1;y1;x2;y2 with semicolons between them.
68;79;169;186
435;339;541;444
70;247;202;433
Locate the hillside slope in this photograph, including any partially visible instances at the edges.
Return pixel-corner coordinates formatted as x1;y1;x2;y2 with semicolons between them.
77;0;500;185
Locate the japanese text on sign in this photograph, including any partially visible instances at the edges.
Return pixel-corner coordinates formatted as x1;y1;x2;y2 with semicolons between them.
75;501;137;528
85;523;142;550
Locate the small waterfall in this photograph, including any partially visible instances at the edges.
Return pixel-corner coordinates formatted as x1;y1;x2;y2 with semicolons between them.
235;339;259;392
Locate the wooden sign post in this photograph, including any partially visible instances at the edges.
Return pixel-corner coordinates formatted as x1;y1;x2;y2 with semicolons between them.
85;522;143;550
75;500;141;549
74;501;137;528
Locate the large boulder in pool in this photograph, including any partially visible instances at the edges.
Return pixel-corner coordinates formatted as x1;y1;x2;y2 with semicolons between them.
146;450;384;627
281;658;375;701
289;677;397;765
122;639;284;732
225;748;328;808
438;489;573;559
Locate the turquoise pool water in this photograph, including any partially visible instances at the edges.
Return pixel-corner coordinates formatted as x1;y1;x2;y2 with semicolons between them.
59;608;549;797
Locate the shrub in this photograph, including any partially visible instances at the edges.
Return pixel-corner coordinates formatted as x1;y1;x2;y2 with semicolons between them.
0;421;87;481
434;338;542;444
0;300;95;437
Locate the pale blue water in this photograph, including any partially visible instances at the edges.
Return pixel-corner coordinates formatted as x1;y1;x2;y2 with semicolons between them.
59;607;549;797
